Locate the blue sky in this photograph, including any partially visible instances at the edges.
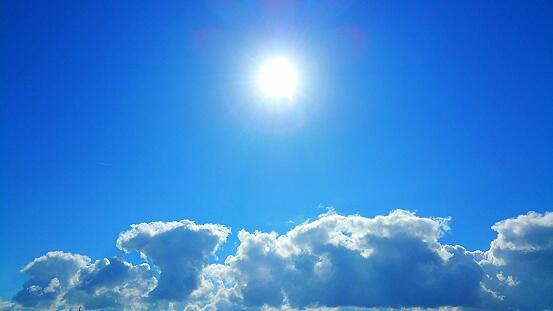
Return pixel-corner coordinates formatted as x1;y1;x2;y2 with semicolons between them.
1;0;553;307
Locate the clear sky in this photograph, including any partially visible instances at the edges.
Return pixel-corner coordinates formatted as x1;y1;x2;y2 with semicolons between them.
1;0;553;305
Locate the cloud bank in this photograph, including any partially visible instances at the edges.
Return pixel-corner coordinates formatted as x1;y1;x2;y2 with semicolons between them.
4;210;553;310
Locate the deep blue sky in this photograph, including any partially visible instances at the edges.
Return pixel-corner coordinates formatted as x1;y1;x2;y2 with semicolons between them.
1;0;552;300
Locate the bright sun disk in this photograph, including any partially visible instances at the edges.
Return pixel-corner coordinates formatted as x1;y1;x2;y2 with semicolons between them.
257;57;299;100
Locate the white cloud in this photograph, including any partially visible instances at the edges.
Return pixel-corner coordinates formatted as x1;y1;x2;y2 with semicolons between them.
479;211;553;310
223;210;483;309
13;251;90;308
7;210;553;310
63;257;157;310
116;220;231;301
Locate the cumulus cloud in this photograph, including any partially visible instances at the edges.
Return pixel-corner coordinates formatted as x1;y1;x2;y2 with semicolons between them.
13;251;90;308
63;257;156;310
479;211;553;310
5;210;553;310
116;220;230;301
10;252;154;310
225;210;484;309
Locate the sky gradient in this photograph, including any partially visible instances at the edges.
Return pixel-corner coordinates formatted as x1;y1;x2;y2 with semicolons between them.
1;1;553;309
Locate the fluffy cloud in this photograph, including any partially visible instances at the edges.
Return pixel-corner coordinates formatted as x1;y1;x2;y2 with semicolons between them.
479;211;553;310
13;251;90;308
11;252;154;310
225;210;484;309
116;220;230;301
5;210;553;310
63;257;156;310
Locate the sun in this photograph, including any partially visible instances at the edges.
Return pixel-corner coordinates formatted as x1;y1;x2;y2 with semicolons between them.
257;57;299;100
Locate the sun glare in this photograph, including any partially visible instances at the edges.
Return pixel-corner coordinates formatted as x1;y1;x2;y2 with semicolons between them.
257;57;299;100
